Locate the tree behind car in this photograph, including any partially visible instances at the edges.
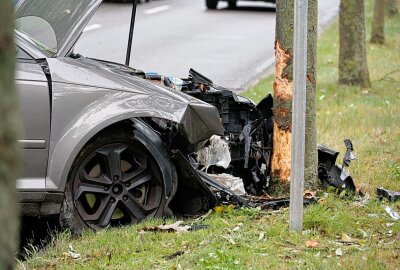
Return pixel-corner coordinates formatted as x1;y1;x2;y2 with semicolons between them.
339;0;370;88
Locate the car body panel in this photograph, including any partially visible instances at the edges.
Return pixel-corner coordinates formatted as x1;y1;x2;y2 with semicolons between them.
43;57;223;191
15;0;102;57
16;60;51;191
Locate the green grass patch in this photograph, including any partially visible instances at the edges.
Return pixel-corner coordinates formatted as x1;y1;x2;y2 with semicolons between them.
20;1;400;269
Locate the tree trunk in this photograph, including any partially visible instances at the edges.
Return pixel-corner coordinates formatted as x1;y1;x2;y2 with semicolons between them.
271;0;318;191
386;0;399;16
0;0;20;269
371;0;385;44
304;0;318;188
339;0;371;88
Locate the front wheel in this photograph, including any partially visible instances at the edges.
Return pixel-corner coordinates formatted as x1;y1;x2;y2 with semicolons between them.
206;0;218;9
60;127;175;233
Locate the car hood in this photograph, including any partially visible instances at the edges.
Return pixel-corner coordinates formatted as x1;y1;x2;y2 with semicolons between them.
47;56;224;143
15;0;102;57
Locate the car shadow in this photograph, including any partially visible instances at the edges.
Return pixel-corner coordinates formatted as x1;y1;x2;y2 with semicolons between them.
18;216;61;260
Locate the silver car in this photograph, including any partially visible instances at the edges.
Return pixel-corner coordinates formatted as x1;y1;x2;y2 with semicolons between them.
15;0;230;233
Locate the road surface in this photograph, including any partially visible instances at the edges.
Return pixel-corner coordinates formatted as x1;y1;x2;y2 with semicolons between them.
75;0;340;91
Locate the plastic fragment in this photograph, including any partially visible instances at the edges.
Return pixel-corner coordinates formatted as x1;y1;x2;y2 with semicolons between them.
384;206;400;221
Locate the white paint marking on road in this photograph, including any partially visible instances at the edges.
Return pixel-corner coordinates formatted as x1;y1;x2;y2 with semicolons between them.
255;57;275;74
194;35;246;41
144;5;171;15
83;24;102;32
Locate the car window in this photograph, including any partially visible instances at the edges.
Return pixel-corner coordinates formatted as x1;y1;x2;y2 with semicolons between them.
16;46;33;60
15;16;57;57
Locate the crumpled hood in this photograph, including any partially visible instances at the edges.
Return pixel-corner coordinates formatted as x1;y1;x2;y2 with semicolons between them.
47;57;224;143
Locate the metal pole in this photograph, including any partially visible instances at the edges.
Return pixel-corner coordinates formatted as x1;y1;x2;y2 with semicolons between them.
125;0;138;66
289;0;308;232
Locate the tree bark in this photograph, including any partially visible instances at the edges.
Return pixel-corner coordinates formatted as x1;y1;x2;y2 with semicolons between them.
271;0;318;191
0;0;20;269
304;0;318;188
371;0;385;44
339;0;371;88
386;0;399;16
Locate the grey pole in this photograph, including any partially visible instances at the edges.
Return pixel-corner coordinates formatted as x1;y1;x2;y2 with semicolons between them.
289;0;308;232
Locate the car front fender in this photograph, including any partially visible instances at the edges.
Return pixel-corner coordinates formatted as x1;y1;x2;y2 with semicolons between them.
46;85;223;192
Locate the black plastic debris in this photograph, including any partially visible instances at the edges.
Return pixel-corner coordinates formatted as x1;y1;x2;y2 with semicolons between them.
317;140;356;194
377;187;400;202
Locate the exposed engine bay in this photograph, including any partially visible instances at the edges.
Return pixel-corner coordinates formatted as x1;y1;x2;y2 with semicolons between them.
140;68;356;214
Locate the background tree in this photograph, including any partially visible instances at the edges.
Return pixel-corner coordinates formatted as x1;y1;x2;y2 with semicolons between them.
0;0;20;269
386;0;399;16
271;0;318;191
339;0;371;88
371;0;385;44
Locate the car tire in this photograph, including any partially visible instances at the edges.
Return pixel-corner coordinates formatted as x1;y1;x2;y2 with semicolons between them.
60;125;176;234
206;0;218;9
228;0;237;8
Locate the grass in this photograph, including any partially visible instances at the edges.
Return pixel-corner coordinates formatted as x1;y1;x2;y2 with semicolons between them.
20;1;400;269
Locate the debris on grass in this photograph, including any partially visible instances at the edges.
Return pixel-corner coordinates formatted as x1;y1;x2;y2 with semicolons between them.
164;251;185;260
377;187;400;202
140;221;191;234
63;245;81;260
340;233;353;243
384;206;400;221
335;248;343;257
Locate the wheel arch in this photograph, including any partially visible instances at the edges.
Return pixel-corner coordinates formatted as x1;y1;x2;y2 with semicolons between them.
46;114;178;195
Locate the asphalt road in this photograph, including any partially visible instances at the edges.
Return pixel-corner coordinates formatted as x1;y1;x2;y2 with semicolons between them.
75;0;340;91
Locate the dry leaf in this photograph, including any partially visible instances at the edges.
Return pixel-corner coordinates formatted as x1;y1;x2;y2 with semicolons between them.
222;235;236;245
304;189;316;199
305;240;319;248
318;198;327;205
221;219;230;225
214;205;224;214
341;233;353;243
335;248;343;256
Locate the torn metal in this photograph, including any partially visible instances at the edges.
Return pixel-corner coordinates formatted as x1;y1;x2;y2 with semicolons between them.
317;140;356;194
377;187;400;202
143;69;355;213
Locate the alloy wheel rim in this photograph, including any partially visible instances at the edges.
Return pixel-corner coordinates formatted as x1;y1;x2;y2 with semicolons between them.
73;142;162;229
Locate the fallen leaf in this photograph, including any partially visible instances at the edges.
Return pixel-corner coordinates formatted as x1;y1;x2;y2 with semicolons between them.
233;226;241;231
258;232;265;241
318;198;327;205
341;233;353;243
305;240;319;248
221;219;230;225
214;206;223;214
222;235;236;245
304;189;316;199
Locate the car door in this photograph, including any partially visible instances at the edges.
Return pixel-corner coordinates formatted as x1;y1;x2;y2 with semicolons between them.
15;46;51;190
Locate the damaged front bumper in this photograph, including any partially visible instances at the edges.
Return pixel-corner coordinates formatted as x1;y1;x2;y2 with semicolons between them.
144;69;356;213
